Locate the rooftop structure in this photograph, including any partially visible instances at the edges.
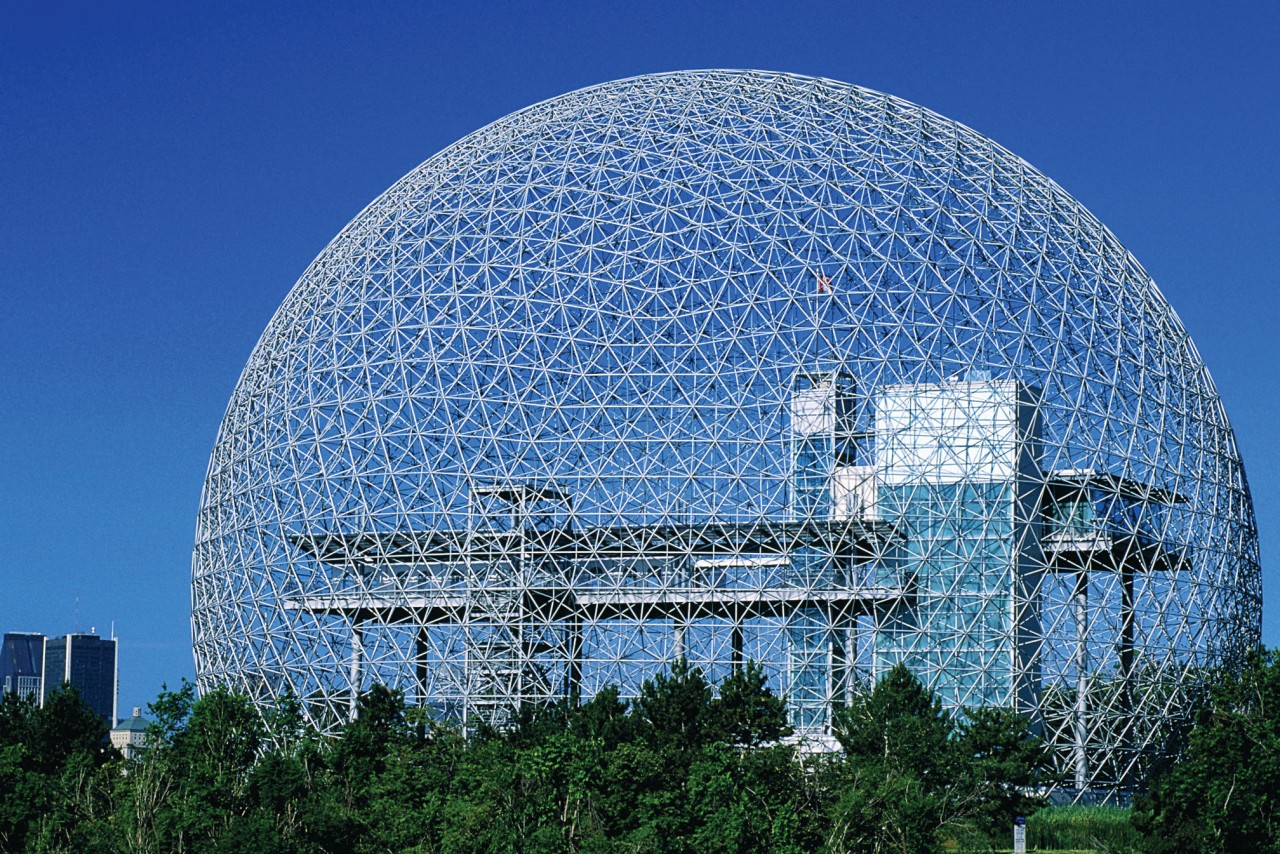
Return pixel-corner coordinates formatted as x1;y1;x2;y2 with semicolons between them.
192;70;1261;798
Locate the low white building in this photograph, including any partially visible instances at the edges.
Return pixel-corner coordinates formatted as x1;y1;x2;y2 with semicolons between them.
110;707;148;759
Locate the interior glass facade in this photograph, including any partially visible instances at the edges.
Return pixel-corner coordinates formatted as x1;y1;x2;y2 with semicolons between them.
874;380;1042;711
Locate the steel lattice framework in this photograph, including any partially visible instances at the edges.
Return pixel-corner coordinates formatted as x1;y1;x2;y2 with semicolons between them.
193;70;1260;796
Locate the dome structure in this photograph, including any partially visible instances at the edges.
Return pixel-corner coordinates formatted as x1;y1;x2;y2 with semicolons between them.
193;70;1260;796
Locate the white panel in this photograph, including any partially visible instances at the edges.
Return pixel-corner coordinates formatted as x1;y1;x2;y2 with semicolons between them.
831;465;876;520
876;380;1022;485
791;385;834;436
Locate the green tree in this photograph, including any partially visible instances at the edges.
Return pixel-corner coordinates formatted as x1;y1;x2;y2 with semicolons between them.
687;741;815;853
144;679;196;748
954;706;1048;841
570;684;633;745
0;686;115;853
332;684;410;807
827;664;1046;853
250;694;344;853
0;741;39;852
32;748;124;853
0;693;40;851
833;663;955;781
0;664;1052;853
26;685;111;776
825;761;948;854
167;687;267;847
358;719;465;853
0;693;36;751
712;660;791;748
633;657;717;753
317;684;417;850
1133;648;1280;853
115;681;195;854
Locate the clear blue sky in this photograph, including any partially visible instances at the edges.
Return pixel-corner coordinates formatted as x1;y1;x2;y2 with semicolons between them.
2;1;1277;715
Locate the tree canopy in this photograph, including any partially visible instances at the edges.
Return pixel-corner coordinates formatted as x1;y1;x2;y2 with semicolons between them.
0;663;1056;853
1133;648;1280;853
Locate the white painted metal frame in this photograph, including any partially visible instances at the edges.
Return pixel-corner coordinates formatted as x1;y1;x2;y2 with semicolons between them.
192;70;1261;798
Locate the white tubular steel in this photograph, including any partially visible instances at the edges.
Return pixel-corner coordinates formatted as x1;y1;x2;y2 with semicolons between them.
192;70;1262;799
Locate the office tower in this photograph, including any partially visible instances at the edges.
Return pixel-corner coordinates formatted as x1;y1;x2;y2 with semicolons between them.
1;633;46;700
42;633;118;725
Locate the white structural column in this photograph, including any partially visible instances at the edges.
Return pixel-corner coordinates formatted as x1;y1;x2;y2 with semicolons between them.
350;620;364;720
1073;570;1089;790
567;616;582;700
731;618;744;673
415;626;429;707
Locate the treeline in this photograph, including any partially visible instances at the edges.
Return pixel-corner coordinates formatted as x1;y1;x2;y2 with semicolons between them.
3;652;1278;853
0;661;1046;853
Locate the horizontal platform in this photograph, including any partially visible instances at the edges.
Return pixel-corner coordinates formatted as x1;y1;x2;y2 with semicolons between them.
291;518;896;567
1046;469;1187;505
282;582;906;624
1044;531;1189;573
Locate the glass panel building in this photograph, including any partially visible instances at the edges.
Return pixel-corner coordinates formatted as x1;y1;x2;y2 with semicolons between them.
43;634;118;726
1;633;45;701
873;378;1042;712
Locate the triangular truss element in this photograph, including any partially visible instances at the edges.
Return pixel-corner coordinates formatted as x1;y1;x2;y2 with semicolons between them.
192;70;1261;799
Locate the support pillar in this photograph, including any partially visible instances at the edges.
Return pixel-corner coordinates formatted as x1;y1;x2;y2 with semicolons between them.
350;619;364;720
730;620;744;674
415;626;429;707
1072;571;1088;791
567;616;582;702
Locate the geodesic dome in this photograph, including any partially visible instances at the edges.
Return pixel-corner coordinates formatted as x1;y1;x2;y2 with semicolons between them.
193;69;1260;795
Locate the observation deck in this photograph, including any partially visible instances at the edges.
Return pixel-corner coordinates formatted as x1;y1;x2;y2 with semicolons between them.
1043;469;1190;575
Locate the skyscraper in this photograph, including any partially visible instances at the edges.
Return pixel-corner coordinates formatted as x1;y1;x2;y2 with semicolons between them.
1;633;45;701
42;633;118;725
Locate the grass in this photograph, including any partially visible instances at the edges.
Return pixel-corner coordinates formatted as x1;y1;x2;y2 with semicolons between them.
1025;805;1141;853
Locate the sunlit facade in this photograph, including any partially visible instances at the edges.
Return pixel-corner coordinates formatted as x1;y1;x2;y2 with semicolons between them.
193;70;1261;797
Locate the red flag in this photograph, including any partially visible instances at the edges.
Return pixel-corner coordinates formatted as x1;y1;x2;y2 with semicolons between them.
816;273;831;293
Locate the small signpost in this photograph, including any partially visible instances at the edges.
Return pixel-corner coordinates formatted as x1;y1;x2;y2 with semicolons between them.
1013;815;1027;854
